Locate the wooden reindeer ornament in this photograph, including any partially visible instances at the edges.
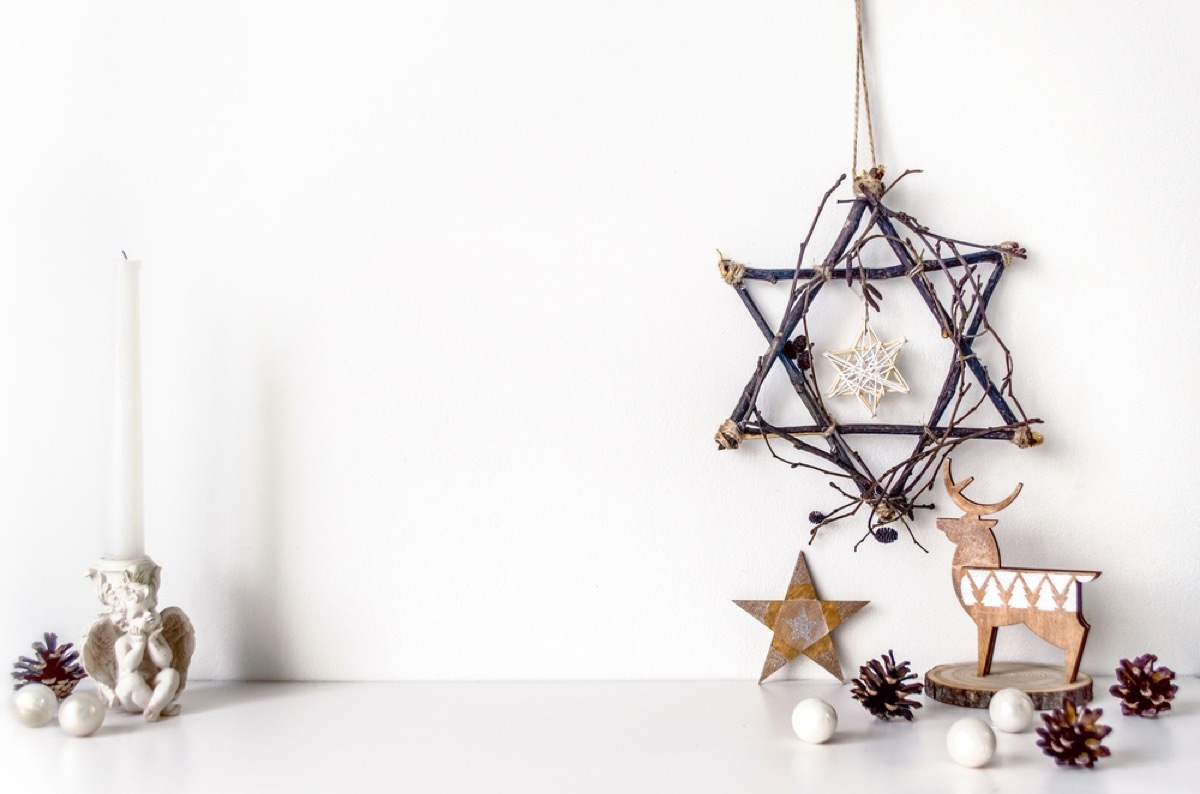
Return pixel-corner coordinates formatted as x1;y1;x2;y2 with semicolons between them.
937;459;1100;685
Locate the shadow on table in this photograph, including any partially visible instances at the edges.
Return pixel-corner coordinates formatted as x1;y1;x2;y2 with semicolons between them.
182;682;300;715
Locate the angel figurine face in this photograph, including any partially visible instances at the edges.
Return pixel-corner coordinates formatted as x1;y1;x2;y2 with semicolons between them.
116;583;159;634
125;606;161;638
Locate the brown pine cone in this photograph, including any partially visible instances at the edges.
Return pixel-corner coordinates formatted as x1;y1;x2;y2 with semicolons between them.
1035;701;1112;768
1110;654;1178;717
850;649;923;721
11;632;87;700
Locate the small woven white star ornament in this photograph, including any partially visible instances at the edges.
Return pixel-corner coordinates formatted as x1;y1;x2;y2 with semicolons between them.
823;321;909;416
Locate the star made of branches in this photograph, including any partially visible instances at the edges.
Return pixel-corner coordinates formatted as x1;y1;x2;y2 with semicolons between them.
715;171;1043;548
823;322;909;416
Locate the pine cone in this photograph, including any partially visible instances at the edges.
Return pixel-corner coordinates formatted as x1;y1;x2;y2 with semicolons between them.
874;526;898;544
850;649;923;721
1110;654;1178;717
1035;701;1112;768
11;632;87;700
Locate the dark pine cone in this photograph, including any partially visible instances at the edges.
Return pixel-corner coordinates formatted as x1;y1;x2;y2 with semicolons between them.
11;631;87;700
850;649;923;721
1035;701;1112;768
1110;654;1178;717
874;526;898;544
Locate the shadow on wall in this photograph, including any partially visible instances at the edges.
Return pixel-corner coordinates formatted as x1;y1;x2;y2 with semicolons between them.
216;348;291;680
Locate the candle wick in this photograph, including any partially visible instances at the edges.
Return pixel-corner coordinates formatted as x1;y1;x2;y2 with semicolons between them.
121;250;128;260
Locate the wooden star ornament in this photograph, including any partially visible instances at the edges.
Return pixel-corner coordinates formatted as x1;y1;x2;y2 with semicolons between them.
735;551;868;682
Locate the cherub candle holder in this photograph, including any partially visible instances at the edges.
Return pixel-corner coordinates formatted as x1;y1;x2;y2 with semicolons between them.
82;556;194;721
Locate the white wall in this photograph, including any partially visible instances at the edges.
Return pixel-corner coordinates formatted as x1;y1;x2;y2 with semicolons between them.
1;1;1197;682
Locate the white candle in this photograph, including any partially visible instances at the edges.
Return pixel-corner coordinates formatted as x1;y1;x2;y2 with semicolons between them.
108;257;145;560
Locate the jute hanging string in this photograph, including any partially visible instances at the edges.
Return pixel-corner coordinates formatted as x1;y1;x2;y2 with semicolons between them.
851;0;883;196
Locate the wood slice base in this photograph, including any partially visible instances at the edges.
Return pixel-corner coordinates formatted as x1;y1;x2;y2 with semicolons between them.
924;662;1093;710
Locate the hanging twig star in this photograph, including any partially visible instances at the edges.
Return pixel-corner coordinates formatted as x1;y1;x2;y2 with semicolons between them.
823;321;909;416
714;171;1044;546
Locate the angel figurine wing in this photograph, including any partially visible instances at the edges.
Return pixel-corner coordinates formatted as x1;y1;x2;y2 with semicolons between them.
160;607;195;697
81;617;121;707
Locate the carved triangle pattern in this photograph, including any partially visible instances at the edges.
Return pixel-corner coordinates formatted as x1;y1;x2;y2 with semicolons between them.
959;568;1096;614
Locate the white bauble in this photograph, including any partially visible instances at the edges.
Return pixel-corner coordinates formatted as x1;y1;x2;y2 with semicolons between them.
989;687;1034;733
12;683;57;728
947;717;996;768
59;691;106;737
791;698;838;744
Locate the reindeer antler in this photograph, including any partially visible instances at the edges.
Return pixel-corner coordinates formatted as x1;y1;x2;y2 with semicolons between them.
942;458;1023;516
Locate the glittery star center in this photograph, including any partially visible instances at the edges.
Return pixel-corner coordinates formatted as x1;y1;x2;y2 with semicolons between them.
784;608;823;645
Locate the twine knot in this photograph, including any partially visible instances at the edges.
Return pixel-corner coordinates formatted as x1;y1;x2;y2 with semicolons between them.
1012;425;1044;449
998;241;1026;268
853;166;885;197
907;251;927;278
717;256;746;287
873;503;900;524
715;419;743;450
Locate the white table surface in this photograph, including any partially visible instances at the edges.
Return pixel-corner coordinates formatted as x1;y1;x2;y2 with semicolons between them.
3;678;1196;792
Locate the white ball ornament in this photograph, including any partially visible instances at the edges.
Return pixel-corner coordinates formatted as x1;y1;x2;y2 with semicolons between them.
58;691;106;737
988;687;1034;733
946;717;996;768
791;698;838;744
12;683;57;728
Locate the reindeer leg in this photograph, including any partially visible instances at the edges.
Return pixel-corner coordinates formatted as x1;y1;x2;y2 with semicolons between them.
1063;619;1090;685
977;624;998;677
